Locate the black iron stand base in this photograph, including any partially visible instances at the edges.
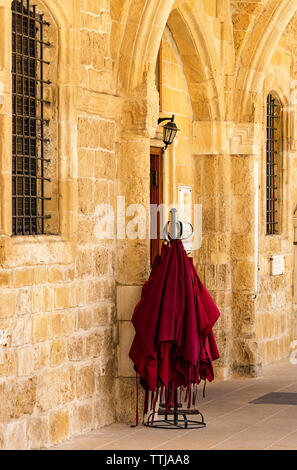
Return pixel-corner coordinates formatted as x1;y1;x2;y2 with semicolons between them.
144;409;206;429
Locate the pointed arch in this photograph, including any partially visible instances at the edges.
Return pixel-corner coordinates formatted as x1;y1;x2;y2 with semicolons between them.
167;4;223;121
116;0;174;95
116;0;223;121
234;0;297;122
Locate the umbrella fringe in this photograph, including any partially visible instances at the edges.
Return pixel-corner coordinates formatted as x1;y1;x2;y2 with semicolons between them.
192;383;197;406
150;389;154;410
187;382;191;409
203;379;206;398
141;379;206;426
150;388;159;425
161;384;165;404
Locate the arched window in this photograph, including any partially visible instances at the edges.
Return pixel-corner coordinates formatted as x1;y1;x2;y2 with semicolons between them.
12;0;56;235
266;93;282;235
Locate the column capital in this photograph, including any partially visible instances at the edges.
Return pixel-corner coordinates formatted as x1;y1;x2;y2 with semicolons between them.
121;74;160;139
229;122;262;156
192;120;230;155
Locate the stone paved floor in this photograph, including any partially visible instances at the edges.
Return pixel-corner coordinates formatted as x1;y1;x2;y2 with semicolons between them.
49;358;297;450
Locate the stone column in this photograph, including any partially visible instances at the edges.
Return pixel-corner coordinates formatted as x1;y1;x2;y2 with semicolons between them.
115;79;160;421
229;122;262;377
193;121;232;380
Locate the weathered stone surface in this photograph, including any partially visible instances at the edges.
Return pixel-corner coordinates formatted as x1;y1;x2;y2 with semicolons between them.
50;339;66;367
93;305;109;326
5;421;28;450
94;151;115;179
51;312;75;338
49;410;70;445
14;268;34;288
17;347;34;377
95;395;115;428
94;248;109;276
115;377;145;424
117;285;142;321
6;377;37;420
118;321;135;377
37;367;75;411
0;291;16;318
27;416;48;450
67;335;84;361
0;0;296;451
76;364;95;399
76;249;94;278
231;339;262;377
32;314;49;343
85;330;103;358
72;401;94;434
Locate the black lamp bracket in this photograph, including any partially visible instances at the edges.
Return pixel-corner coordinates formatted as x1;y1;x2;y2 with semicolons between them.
158;115;175;125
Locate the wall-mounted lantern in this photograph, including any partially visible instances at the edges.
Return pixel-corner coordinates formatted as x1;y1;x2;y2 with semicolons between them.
158;114;179;150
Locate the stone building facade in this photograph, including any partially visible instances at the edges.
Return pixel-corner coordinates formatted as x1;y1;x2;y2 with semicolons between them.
0;0;297;449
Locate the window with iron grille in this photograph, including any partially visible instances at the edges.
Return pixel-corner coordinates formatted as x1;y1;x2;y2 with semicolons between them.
266;93;282;235
12;0;51;235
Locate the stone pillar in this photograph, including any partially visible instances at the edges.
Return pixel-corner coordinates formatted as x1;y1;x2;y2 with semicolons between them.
115;79;160;422
193;121;232;380
229;122;262;377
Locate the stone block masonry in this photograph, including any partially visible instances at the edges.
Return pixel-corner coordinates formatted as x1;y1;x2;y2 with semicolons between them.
0;0;297;450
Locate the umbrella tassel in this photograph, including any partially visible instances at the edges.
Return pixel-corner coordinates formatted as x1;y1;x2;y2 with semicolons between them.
203;379;206;398
150;390;154;411
187;383;191;409
150;388;159;426
161;384;164;404
184;386;188;404
165;389;169;412
182;387;186;405
170;386;174;408
193;383;197;407
187;364;191;409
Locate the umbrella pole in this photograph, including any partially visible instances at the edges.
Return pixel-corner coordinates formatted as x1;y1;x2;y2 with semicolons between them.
173;389;178;425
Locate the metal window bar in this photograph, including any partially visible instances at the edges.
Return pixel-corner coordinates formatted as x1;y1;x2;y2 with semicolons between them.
266;94;279;235
12;0;51;235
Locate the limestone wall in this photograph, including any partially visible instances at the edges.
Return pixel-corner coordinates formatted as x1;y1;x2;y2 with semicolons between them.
255;15;297;365
0;0;117;449
0;0;297;450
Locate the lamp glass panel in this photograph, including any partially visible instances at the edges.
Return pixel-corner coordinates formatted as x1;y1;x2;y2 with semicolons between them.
164;127;177;146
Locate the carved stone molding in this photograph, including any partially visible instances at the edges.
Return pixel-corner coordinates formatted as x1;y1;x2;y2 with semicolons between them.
229;123;261;156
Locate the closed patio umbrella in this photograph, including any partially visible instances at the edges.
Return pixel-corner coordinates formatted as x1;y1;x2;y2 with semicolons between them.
129;238;220;426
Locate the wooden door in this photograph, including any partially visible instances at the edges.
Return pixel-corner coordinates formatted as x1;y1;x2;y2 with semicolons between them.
150;147;163;266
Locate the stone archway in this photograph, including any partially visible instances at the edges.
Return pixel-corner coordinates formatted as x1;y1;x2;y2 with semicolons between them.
229;0;297;376
114;0;233;421
235;0;297;123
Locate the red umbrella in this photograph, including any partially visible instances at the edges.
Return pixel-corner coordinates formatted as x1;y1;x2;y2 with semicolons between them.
129;239;220;424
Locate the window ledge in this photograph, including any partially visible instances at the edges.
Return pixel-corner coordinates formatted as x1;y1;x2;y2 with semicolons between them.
0;233;74;268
